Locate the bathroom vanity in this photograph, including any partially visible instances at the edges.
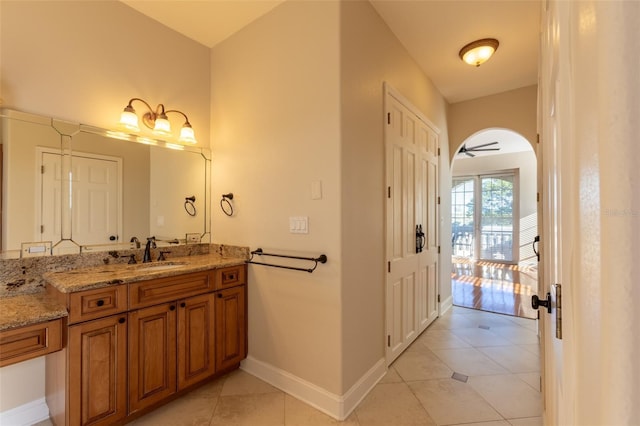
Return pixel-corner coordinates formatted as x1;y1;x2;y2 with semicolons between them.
43;255;247;426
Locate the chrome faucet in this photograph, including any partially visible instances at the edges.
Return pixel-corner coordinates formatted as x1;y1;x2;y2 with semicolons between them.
143;237;156;263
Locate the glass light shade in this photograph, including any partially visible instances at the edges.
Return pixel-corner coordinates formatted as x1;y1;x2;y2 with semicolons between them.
153;115;172;136
179;124;197;144
119;109;140;131
459;38;499;67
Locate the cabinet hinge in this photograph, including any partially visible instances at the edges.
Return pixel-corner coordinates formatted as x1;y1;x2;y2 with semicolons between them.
437;294;441;303
387;186;391;198
387;112;391;125
387;335;391;347
387;261;391;273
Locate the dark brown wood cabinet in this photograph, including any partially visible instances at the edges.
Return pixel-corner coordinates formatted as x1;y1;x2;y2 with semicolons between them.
46;264;247;426
215;285;247;371
67;314;127;426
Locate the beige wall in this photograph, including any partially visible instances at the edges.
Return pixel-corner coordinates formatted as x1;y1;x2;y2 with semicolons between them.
448;86;537;161
0;0;210;413
338;0;450;390
211;1;343;393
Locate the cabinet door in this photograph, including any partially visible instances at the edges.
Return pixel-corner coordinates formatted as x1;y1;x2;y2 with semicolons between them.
128;302;177;414
178;293;216;390
215;285;247;371
68;315;127;426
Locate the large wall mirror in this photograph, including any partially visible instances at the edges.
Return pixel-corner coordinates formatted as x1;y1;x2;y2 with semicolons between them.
0;109;211;258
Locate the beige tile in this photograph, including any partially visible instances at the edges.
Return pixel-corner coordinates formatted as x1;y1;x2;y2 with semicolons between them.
355;383;435;426
450;327;513;347
409;378;502;425
132;393;216;426
392;348;453;382
32;420;54;426
379;366;403;384
284;395;359;425
211;393;285;426
518;343;540;357
515;373;541;391
468;374;542;419
478;345;540;373
185;375;227;400
488;326;540;345
429;313;478;330
430;348;509;376
508;417;543;426
463;311;516;328
506;316;538;331
457;422;511;426
221;369;281;396
411;329;472;351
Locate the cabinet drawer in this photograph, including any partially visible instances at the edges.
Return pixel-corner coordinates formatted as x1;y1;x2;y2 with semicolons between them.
213;265;247;291
0;319;63;367
130;272;212;309
68;285;128;324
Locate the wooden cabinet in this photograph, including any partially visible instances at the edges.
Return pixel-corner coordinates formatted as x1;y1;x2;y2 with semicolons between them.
46;263;247;425
128;302;177;414
215;285;247;371
0;319;62;367
67;314;127;426
178;293;216;390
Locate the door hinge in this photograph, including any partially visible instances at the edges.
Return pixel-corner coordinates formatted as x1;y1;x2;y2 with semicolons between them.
40;225;44;233
437;294;441;303
387;112;391;125
437;148;441;156
387;261;391;273
387;186;391;198
41;165;45;174
387;335;391;347
437;246;441;254
437;196;441;205
537;192;540;202
537;133;540;144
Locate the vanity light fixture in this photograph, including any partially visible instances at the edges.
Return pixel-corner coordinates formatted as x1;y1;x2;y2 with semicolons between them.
459;38;499;67
119;98;197;144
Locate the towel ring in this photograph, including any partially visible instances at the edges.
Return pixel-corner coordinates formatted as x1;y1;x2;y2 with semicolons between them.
221;193;234;216
184;196;196;216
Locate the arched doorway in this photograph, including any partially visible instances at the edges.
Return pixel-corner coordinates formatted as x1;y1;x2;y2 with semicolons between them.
450;128;538;318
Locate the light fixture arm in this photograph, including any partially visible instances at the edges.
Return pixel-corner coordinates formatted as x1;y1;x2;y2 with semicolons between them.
165;109;192;127
119;97;197;144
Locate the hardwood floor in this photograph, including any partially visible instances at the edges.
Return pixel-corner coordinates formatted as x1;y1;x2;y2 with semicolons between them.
452;256;538;319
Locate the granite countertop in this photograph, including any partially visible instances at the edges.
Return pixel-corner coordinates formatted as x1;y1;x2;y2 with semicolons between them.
0;292;68;331
44;253;247;293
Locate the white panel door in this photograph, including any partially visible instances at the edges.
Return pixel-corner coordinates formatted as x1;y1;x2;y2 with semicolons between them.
71;154;120;245
385;86;439;364
41;152;63;244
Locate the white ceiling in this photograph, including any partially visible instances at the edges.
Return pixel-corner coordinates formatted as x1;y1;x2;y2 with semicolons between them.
120;0;540;103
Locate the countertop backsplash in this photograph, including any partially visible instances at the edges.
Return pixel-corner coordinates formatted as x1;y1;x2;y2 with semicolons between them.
0;243;249;297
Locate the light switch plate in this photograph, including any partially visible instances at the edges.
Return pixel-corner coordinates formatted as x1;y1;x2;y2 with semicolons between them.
311;181;323;200
289;216;309;234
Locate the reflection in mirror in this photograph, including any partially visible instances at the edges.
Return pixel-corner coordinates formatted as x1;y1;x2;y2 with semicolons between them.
0;109;210;258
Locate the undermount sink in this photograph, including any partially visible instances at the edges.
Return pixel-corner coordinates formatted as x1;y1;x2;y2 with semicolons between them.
130;261;188;272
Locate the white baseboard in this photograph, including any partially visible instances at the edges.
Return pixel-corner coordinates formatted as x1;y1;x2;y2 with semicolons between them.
241;355;386;420
440;294;453;315
0;397;49;426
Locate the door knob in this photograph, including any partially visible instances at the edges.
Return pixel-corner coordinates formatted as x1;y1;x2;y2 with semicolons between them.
531;292;552;313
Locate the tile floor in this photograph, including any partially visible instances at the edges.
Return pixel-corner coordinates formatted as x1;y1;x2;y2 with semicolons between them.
37;306;541;426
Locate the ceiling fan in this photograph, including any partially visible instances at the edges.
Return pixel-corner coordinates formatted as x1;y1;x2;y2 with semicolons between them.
458;141;500;157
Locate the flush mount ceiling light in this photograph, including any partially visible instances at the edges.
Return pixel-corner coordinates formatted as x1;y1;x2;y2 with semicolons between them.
119;98;197;144
459;38;499;67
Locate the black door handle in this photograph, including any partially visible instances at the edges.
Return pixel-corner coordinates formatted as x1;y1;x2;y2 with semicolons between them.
532;292;552;314
532;236;540;261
